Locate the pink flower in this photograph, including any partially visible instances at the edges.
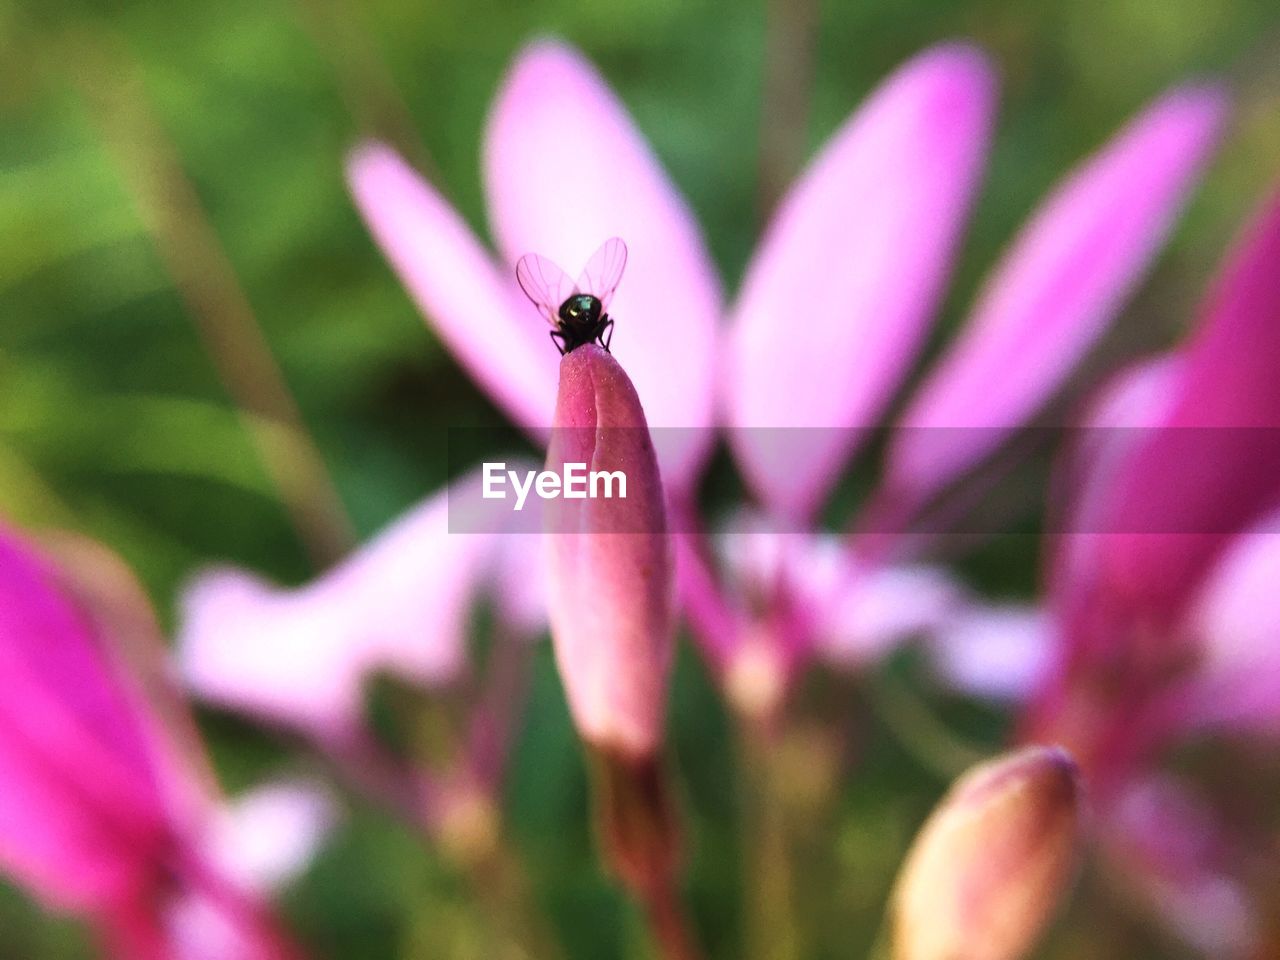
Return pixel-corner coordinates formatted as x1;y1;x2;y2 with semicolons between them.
543;345;675;757
935;187;1280;957
346;38;1226;710
0;523;307;959
1024;187;1280;778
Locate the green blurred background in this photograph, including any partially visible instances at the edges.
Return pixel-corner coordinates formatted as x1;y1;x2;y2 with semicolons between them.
1;0;1279;956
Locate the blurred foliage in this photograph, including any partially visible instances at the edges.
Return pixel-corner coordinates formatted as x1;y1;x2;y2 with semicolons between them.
1;0;1279;956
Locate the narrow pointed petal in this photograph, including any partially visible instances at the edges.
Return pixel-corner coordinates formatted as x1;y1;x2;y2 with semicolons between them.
346;143;558;431
484;41;722;492
177;469;534;739
544;345;675;756
725;44;995;520
885;86;1227;506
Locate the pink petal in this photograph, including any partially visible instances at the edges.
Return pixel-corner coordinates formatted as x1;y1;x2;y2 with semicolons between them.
177;470;528;739
161;887;300;960
490;532;549;636
1103;776;1262;957
483;41;722;493
1018;356;1188;751
1178;510;1280;734
202;779;338;894
928;603;1054;701
0;526;173;910
821;562;963;665
712;515;960;666
177;569;367;738
346;143;558;433
715;509;813;598
1046;353;1184;621
1074;188;1280;639
725;44;995;521
884;85;1227;507
544;346;675;756
0;734;158;911
715;515;961;667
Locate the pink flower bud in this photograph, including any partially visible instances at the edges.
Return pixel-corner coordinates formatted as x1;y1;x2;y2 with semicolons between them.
544;344;675;758
891;746;1083;960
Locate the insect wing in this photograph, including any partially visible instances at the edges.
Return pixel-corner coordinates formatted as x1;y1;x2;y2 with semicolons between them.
516;253;575;326
574;237;628;311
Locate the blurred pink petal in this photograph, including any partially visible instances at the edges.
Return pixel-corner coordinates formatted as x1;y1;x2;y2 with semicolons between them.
0;527;307;959
820;562;963;665
715;510;810;600
544;345;675;756
885;85;1227;506
1104;776;1261;958
720;522;969;665
490;532;549;636
716;516;960;667
203;779;339;894
928;603;1054;701
725;43;995;520
1179;510;1280;734
346;143;558;432
0;524;173;911
178;469;537;740
1047;354;1184;622
162;886;304;960
674;530;741;672
1023;356;1188;760
1073;188;1280;643
484;40;722;491
164;891;263;960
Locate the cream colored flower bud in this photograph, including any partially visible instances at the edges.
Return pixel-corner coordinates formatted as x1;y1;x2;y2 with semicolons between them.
891;746;1083;960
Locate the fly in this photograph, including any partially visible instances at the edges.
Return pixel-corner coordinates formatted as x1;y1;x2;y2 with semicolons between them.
515;237;627;355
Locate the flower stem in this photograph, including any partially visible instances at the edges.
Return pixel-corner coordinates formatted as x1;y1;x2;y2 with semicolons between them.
589;749;705;960
738;716;801;960
452;824;568;960
640;873;703;960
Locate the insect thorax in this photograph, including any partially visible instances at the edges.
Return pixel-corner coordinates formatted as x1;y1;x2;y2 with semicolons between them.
559;294;602;328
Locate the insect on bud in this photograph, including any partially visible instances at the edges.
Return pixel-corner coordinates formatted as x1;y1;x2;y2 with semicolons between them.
544;343;675;759
890;746;1084;960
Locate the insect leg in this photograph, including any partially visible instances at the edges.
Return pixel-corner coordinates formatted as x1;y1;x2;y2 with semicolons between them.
600;318;615;352
549;330;567;356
